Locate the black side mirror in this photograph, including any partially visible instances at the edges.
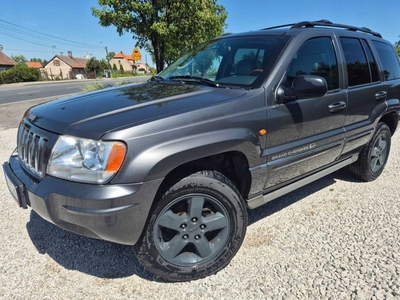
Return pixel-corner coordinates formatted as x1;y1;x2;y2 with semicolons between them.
278;75;328;103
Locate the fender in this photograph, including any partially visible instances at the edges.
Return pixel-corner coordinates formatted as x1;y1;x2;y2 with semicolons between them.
123;128;263;183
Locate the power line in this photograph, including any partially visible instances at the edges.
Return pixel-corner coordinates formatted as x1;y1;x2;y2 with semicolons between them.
4;47;105;55
0;19;104;50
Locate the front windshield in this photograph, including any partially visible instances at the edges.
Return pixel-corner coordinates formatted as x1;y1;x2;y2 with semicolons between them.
158;35;290;88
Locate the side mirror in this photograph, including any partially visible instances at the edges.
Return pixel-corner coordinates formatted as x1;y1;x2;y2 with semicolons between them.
277;75;328;103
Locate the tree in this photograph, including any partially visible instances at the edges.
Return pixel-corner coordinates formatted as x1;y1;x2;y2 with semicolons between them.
99;58;109;70
86;57;102;72
92;0;227;73
30;58;48;67
11;54;27;64
107;51;115;62
395;41;400;57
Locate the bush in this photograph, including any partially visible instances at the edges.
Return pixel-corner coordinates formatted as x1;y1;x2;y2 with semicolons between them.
0;64;40;84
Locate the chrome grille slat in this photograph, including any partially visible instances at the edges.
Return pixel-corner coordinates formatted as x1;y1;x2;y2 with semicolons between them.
17;125;48;178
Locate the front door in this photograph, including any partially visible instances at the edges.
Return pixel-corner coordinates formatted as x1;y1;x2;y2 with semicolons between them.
264;37;346;189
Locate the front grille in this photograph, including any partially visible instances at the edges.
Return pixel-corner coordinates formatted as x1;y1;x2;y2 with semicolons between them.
17;124;48;178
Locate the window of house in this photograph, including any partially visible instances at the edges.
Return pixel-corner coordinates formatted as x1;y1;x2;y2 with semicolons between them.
340;37;372;87
372;41;400;80
54;59;60;66
286;37;339;90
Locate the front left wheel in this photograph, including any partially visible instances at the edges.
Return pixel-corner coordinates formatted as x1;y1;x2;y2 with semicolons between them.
134;170;247;282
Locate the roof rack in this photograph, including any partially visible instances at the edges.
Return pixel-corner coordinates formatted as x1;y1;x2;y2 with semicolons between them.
263;20;382;38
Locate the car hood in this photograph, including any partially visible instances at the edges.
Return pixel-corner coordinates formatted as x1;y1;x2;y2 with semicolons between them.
26;81;248;139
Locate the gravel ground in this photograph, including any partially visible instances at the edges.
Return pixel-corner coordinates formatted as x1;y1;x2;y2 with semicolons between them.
0;104;399;299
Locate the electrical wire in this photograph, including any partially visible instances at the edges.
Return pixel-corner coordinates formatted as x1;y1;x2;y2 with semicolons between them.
0;19;104;50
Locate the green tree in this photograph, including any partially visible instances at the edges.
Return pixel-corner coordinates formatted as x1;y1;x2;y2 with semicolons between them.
395;42;400;57
86;57;102;72
119;64;124;73
112;63;118;71
107;51;115;62
99;58;109;70
11;54;27;64
92;0;227;73
30;58;48;66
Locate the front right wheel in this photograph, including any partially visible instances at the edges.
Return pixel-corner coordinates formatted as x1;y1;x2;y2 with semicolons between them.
350;122;391;181
134;170;247;282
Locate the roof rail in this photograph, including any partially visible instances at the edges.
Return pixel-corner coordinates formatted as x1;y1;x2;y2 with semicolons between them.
263;20;382;38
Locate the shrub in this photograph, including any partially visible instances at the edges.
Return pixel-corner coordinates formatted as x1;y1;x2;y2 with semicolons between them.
0;64;40;84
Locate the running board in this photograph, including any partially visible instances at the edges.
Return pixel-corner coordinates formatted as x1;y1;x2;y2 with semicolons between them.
246;155;358;209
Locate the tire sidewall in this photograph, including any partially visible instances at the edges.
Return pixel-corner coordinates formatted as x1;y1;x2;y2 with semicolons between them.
366;123;391;178
134;171;247;281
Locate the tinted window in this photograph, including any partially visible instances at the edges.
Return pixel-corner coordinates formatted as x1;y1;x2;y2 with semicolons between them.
372;41;400;80
361;39;380;82
340;38;370;86
286;37;339;90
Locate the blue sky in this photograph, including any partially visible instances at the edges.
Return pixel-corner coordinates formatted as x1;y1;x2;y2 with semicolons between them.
0;0;399;67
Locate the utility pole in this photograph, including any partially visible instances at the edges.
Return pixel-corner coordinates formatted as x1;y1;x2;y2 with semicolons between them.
105;46;109;65
105;46;111;77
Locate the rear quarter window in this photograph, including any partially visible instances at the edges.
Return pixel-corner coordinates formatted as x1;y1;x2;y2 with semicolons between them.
372;41;400;80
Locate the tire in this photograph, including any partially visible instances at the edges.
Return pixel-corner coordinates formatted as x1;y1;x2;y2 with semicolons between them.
134;170;247;282
350;122;391;182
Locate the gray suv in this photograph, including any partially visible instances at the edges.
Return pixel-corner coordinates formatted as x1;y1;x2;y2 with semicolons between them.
3;20;400;282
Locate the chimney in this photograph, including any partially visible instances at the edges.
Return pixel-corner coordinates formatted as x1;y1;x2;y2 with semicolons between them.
68;51;73;58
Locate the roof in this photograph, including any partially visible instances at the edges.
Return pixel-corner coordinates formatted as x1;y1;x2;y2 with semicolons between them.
47;55;89;69
114;51;133;60
26;61;43;68
0;52;17;66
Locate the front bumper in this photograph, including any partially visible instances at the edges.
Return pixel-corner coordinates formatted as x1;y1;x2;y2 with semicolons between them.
3;156;163;245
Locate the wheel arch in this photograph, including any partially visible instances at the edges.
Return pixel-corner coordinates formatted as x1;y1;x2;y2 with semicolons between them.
378;111;399;135
153;151;252;207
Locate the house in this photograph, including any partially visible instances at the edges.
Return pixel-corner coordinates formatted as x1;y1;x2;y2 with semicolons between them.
26;61;43;69
0;51;17;72
43;52;88;80
109;50;149;74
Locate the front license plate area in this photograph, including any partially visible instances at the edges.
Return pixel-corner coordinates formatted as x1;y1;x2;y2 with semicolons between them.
3;162;28;208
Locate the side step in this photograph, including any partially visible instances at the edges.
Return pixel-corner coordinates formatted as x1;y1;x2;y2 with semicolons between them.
246;155;358;209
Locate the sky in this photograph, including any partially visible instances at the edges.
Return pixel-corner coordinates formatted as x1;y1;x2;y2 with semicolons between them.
0;0;399;67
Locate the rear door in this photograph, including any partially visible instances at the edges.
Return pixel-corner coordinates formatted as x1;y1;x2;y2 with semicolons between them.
264;36;347;189
339;37;387;155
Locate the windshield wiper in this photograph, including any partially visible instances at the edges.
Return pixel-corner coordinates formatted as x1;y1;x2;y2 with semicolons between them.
169;75;220;87
148;75;164;82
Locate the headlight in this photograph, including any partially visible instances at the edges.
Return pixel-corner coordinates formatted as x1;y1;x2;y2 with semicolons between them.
47;136;126;184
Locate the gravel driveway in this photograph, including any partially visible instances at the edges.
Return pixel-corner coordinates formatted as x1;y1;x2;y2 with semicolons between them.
0;100;399;299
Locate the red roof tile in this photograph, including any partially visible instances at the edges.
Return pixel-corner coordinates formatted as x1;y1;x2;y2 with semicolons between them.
0;52;17;66
114;51;132;60
26;61;43;68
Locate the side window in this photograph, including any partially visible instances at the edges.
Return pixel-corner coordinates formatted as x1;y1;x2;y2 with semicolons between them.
340;37;374;87
286;37;339;90
372;41;400;80
361;39;380;82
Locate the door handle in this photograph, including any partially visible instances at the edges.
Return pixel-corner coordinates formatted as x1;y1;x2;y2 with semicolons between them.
375;91;387;100
328;101;346;113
